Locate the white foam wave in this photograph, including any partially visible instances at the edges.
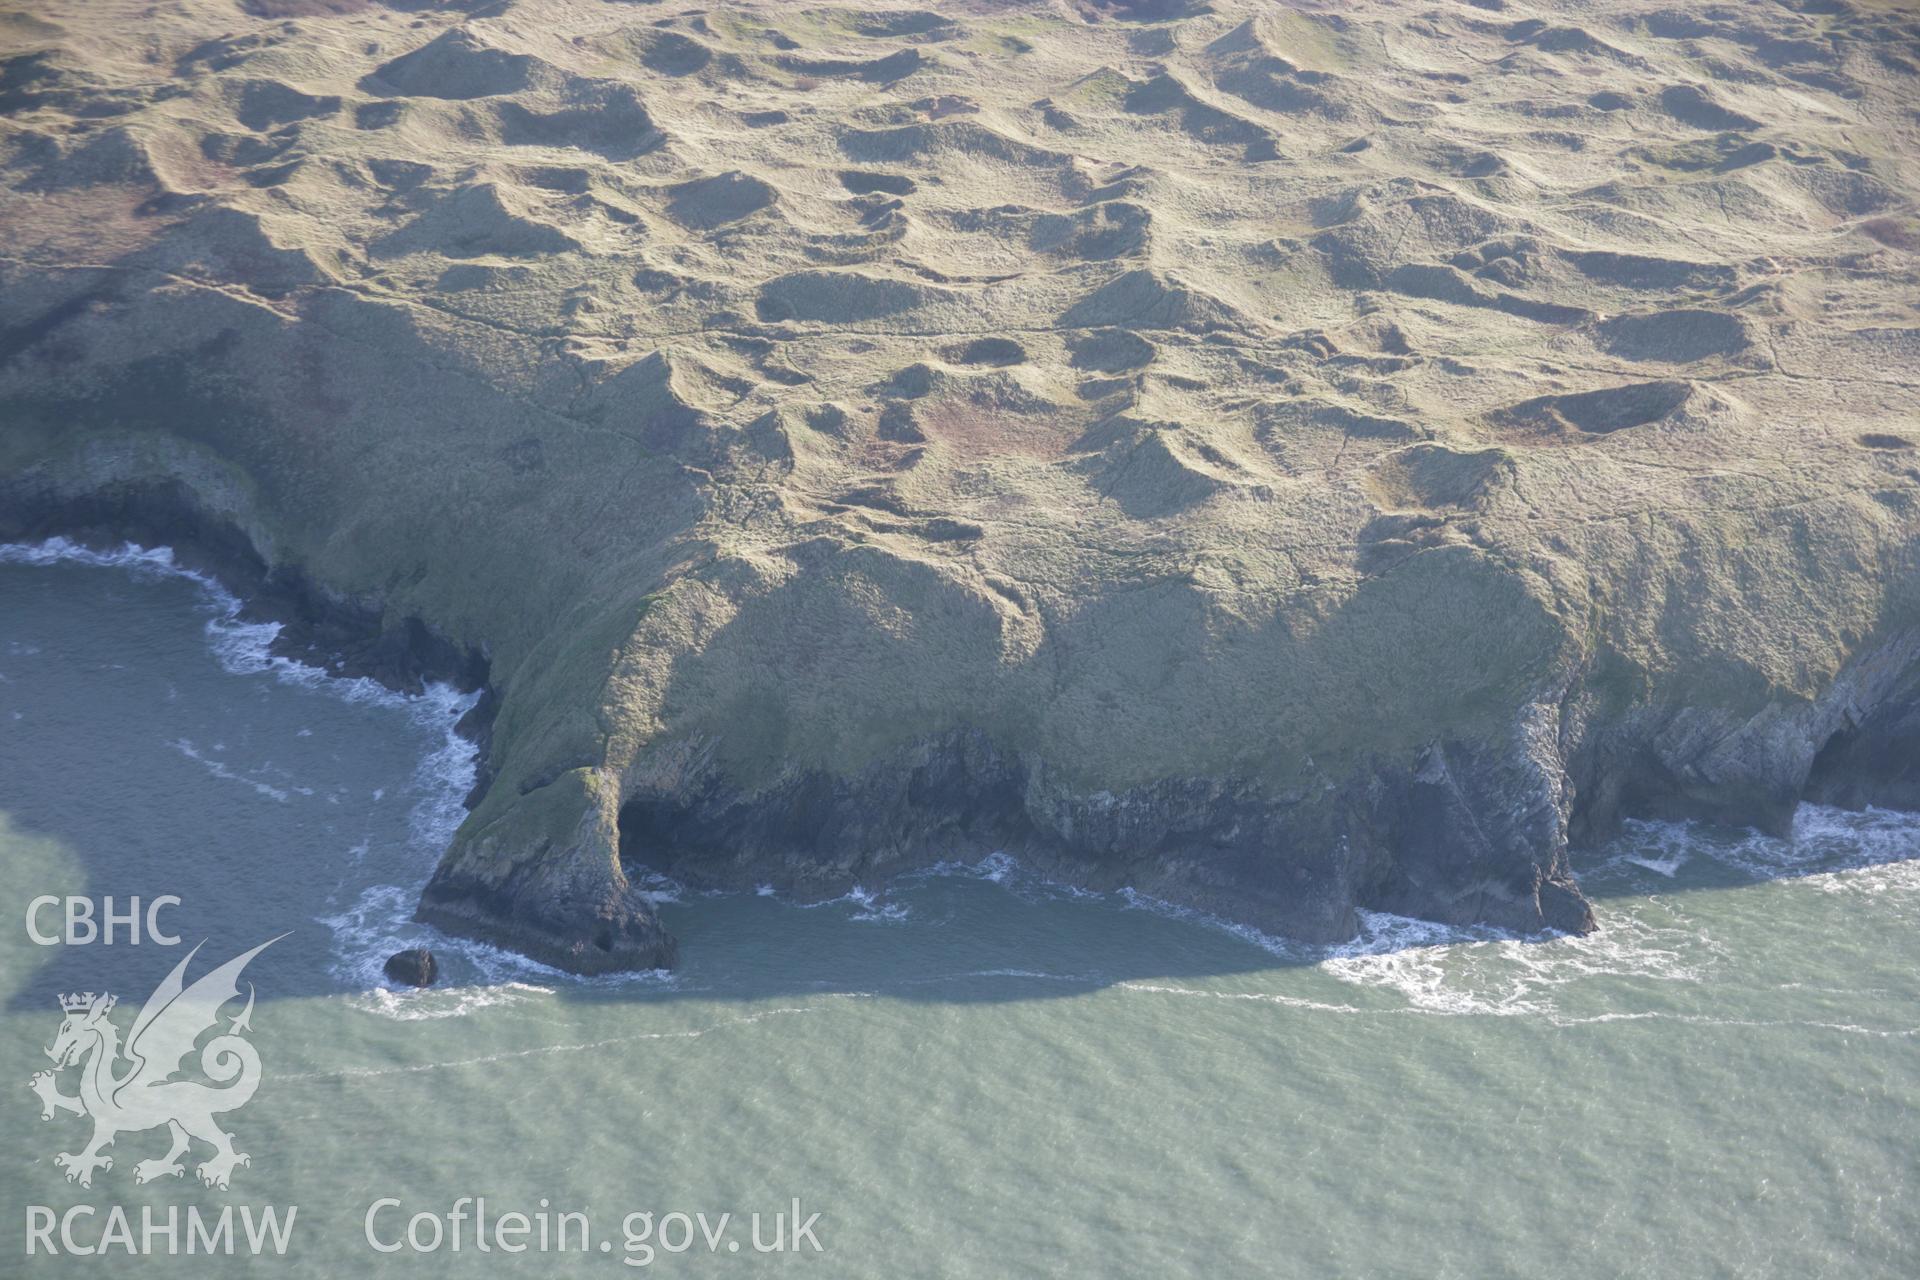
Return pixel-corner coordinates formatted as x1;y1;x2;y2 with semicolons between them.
845;885;910;922
1102;860;1739;1023
633;870;687;906
1315;903;1723;1018
1600;807;1920;890
779;881;912;921
919;850;1019;884
1108;807;1920;1023
1;537;179;574
169;737;292;802
1116;886;1312;961
1116;981;1369;1014
1126;808;1919;1024
0;538;544;1007
345;981;555;1022
1765;806;1920;900
914;850;1102;899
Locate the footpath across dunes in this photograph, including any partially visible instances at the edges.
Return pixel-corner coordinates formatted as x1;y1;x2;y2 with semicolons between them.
2;0;1919;971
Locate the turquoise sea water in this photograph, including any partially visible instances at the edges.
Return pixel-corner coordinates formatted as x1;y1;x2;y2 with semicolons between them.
1;544;1915;1277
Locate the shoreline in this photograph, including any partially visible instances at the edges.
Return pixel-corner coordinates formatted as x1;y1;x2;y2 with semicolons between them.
5;481;1918;978
0;477;671;975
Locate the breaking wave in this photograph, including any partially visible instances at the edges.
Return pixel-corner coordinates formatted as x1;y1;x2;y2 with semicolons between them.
0;539;594;1007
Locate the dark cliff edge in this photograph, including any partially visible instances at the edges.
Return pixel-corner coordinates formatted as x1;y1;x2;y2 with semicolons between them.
0;480;489;696
6;479;1920;976
614;722;1595;946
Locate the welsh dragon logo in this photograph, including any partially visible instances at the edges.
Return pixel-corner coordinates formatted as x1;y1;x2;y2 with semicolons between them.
27;937;282;1190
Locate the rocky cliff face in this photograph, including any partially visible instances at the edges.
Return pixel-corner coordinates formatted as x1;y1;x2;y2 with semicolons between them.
4;0;1919;971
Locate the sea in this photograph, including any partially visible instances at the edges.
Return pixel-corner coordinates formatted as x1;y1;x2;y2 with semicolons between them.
0;540;1914;1276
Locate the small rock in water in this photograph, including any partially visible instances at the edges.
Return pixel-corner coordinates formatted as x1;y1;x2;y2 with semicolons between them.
383;947;437;988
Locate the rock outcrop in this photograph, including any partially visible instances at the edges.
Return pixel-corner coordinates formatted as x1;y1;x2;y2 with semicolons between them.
383;948;439;989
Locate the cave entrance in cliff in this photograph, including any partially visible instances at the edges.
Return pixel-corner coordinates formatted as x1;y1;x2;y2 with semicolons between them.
617;796;687;877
